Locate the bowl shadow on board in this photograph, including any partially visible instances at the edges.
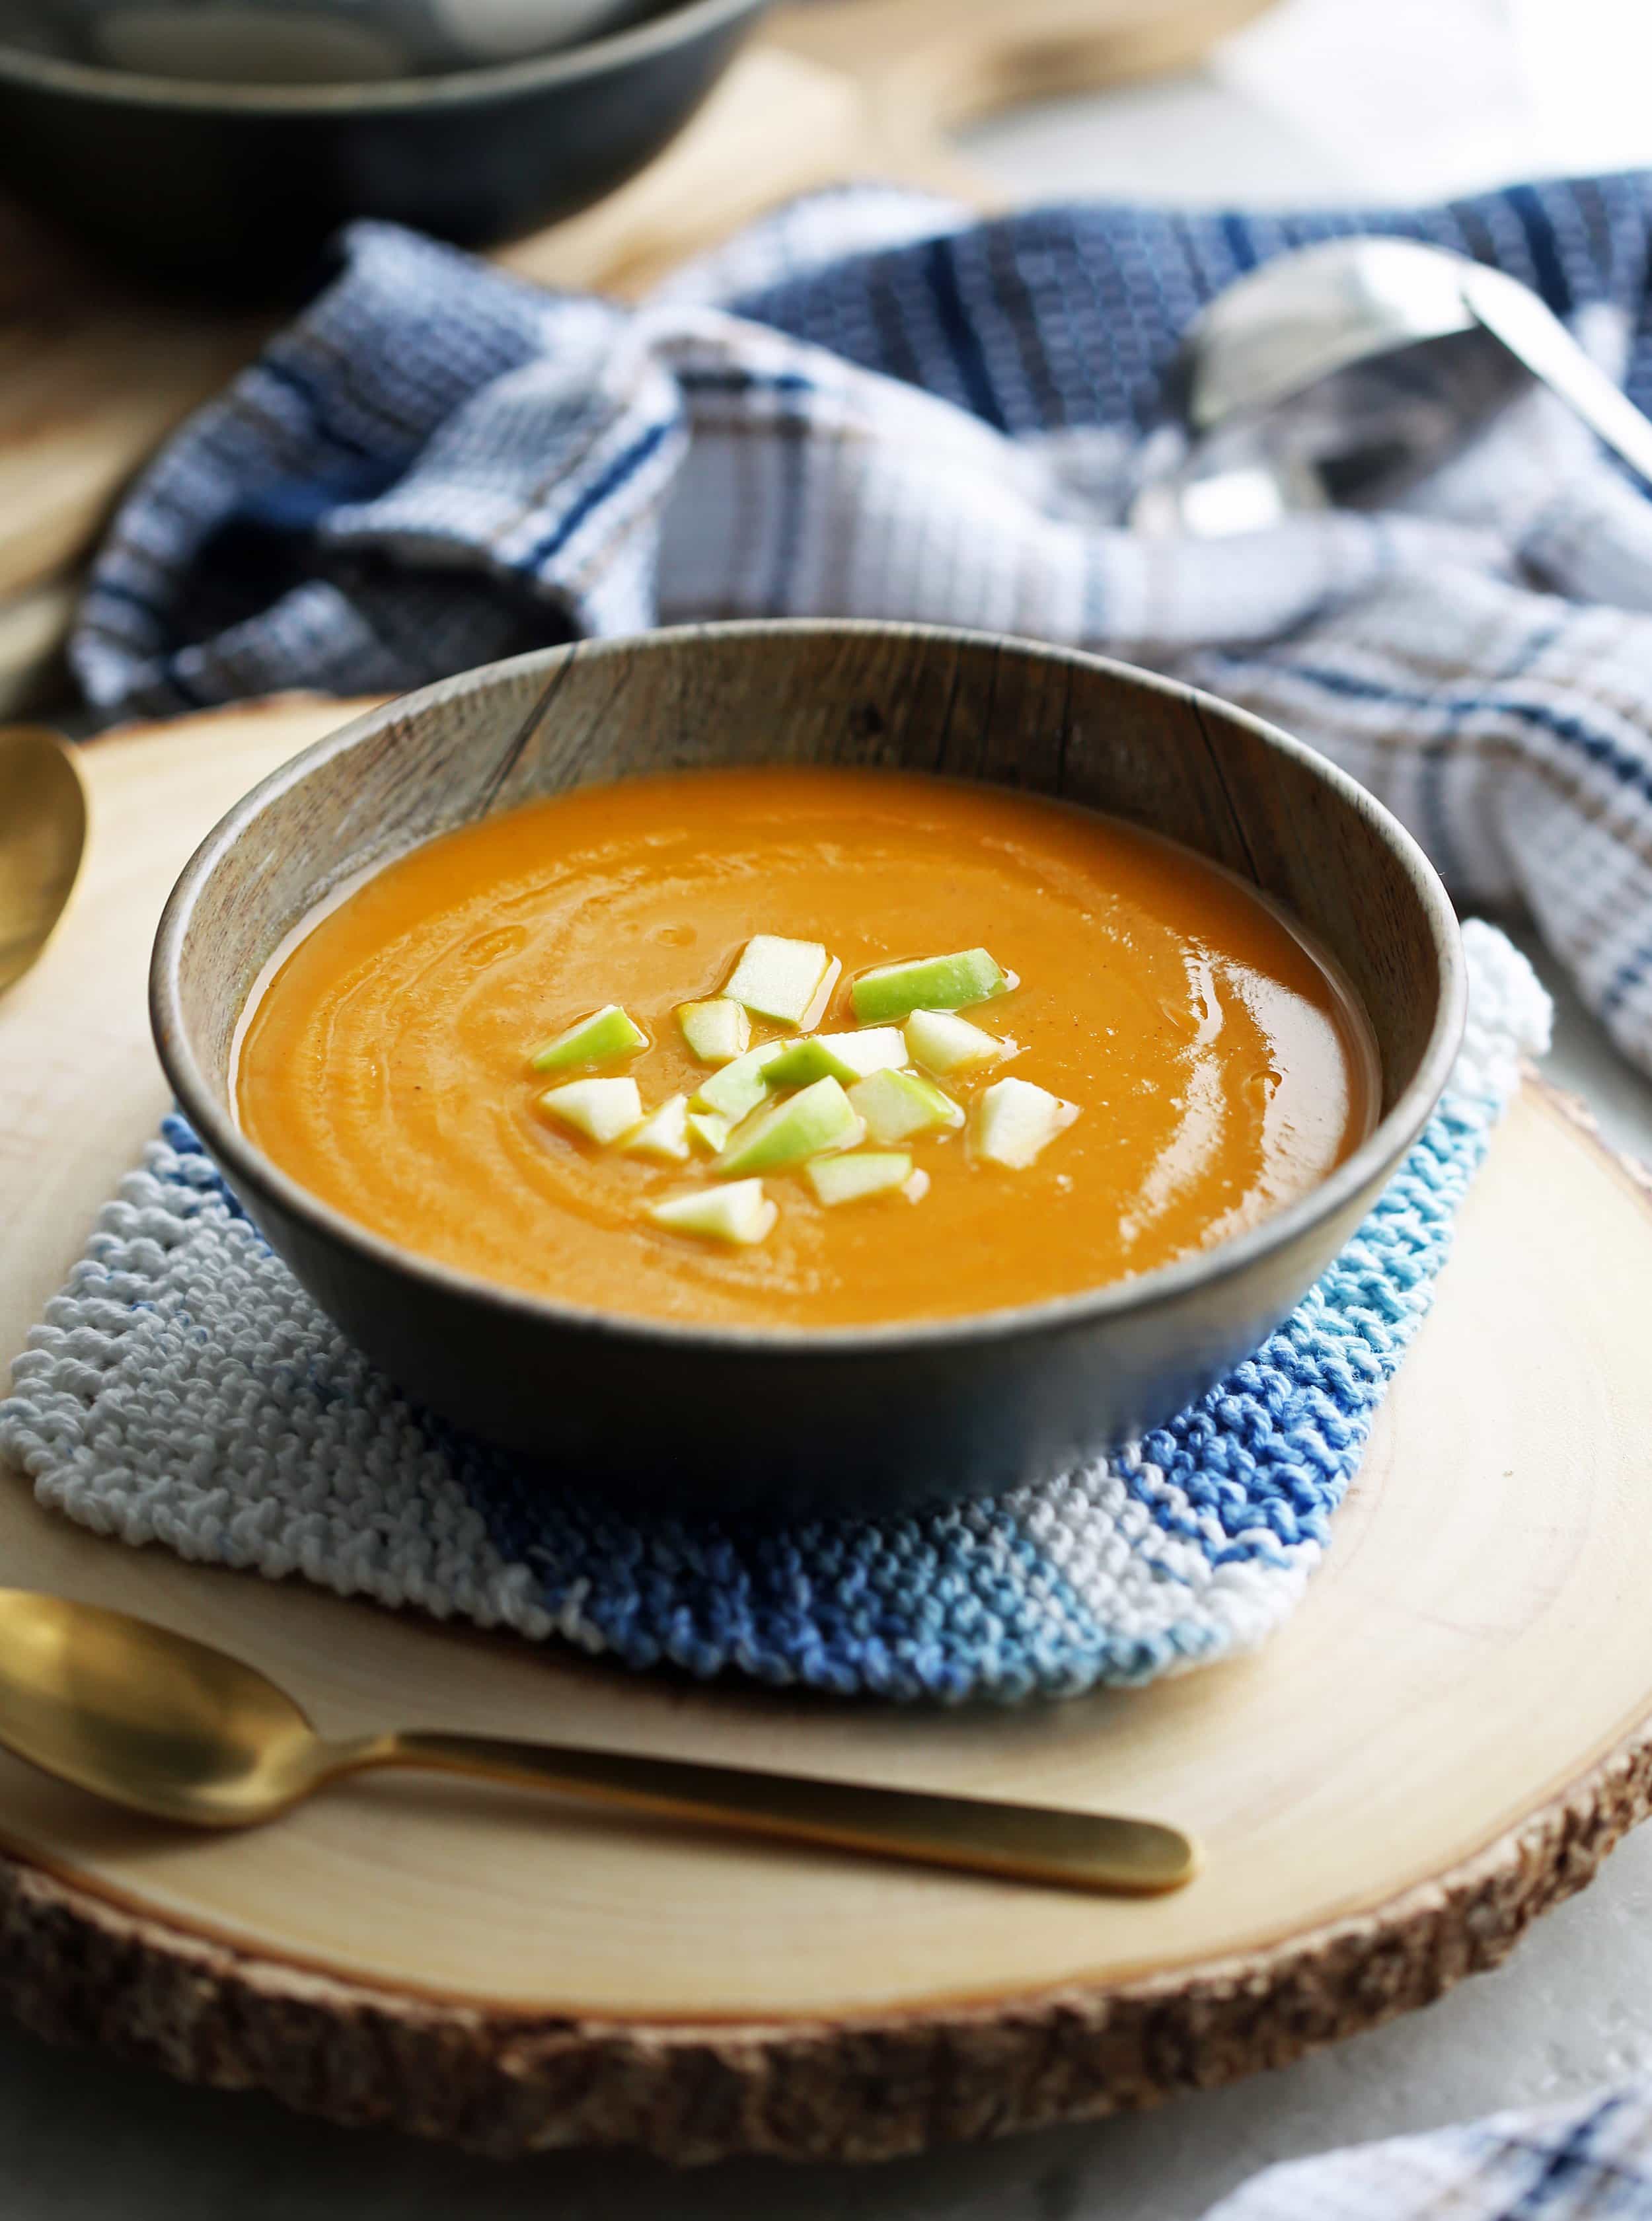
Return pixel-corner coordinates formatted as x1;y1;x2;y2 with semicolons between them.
151;621;1464;1523
0;0;769;295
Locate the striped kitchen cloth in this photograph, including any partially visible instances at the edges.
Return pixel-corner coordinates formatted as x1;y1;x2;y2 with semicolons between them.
71;173;1652;1079
1199;2084;1652;2220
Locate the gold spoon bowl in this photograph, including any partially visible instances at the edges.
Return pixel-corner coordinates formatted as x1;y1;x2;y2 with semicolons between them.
0;725;85;997
0;1589;1198;1895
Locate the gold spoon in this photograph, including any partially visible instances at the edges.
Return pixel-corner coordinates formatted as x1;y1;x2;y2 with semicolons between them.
0;1591;1197;1895
0;726;86;997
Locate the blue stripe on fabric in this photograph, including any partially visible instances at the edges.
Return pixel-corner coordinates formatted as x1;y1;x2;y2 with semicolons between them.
1209;651;1652;813
86;576;161;620
1602;932;1652;1017
922;235;1008;431
1503;2094;1633;2215
256;354;383;462
677;367;813;397
520;418;674;570
1220;212;1259;274
767;396;809;618
675;364;817;614
1507;182;1573;313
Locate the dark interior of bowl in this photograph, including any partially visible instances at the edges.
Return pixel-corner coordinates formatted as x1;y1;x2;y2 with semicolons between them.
178;623;1445;1136
0;0;765;291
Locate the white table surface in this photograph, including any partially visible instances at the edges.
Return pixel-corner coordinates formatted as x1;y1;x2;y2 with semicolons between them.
9;1;1652;2213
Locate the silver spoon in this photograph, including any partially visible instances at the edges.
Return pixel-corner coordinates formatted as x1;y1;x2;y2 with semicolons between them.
1132;236;1652;536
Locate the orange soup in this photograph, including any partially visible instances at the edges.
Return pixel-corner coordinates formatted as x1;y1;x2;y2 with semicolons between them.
236;767;1377;1329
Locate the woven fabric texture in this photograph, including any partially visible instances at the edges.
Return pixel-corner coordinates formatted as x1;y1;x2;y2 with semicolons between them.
1198;2084;1652;2221
0;924;1547;1704
67;174;1652;1077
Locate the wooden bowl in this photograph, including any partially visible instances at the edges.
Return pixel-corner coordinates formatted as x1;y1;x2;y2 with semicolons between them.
151;622;1464;1518
0;0;765;292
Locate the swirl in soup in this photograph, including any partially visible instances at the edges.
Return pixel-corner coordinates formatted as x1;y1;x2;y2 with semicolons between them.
236;766;1378;1329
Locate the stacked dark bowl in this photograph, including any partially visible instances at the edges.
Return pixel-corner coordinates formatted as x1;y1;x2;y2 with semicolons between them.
0;0;769;290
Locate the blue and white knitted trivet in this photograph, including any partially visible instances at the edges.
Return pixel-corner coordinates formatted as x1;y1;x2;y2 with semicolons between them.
68;174;1652;1078
0;923;1548;1704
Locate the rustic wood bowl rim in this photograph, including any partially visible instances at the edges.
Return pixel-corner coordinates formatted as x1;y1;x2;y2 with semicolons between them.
151;619;1467;1357
0;0;764;112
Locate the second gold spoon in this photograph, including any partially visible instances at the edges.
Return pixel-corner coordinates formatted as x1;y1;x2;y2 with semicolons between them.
0;1590;1197;1895
0;725;85;997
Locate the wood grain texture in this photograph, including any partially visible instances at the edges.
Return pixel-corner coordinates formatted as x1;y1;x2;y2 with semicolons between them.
0;694;1650;2160
0;0;1275;695
774;0;1273;137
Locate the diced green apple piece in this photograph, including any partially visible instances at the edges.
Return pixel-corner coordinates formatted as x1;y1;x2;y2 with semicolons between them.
677;997;750;1067
647;1179;776;1245
796;957;843;1034
970;1076;1080;1168
806;1151;912;1207
725;935;840;1028
761;1029;909;1090
691;1039;788;1121
714;1077;862;1177
850;948;1010;1025
687;1109;732;1156
847;1067;964;1145
620;1093;691;1162
760;1035;863;1090
537;1076;643;1145
529;1003;647;1073
809;1027;907;1078
904;1008;1011;1076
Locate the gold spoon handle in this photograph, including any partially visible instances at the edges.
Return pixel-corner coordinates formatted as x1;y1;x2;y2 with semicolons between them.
333;1729;1197;1895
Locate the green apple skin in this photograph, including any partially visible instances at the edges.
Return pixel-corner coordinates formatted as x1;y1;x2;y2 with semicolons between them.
529;1003;648;1073
806;1151;912;1206
846;1067;964;1145
537;1076;644;1145
724;935;837;1028
691;1041;788;1121
760;1036;862;1090
813;1027;906;1076
677;998;751;1067
903;1007;1009;1075
646;1179;777;1244
969;1076;1080;1168
713;1076;861;1177
849;949;1008;1025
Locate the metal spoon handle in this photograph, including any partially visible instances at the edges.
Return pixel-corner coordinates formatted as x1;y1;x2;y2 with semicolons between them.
334;1729;1197;1895
1461;263;1652;488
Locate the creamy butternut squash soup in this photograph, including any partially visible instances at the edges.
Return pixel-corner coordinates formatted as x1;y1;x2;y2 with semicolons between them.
236;767;1377;1329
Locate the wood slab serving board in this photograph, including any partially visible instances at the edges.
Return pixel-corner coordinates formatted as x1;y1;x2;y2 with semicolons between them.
2;695;1652;2162
0;0;1273;708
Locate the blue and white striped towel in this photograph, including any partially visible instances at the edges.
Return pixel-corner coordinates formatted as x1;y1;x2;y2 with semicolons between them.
1198;2084;1652;2220
71;173;1652;1078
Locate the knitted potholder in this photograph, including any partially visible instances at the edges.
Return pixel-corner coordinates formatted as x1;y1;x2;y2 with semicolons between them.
0;922;1547;1704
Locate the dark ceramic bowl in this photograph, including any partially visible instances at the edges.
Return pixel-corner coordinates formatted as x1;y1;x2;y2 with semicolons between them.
152;622;1464;1519
0;0;766;292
